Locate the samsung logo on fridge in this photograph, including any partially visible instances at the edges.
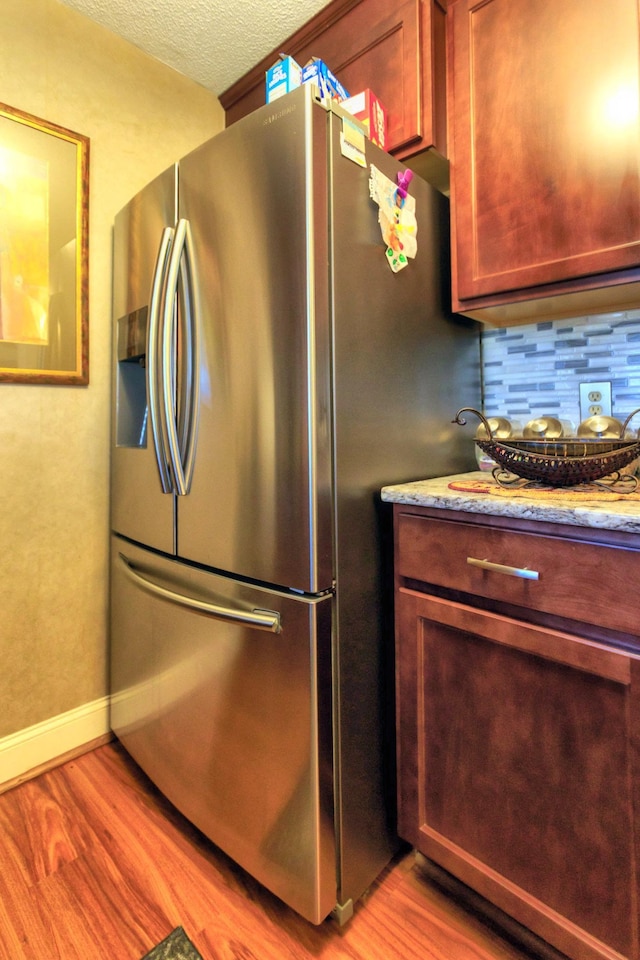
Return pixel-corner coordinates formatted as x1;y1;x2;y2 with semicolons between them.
263;103;297;125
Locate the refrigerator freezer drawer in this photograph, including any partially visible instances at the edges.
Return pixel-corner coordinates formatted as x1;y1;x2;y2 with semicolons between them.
110;535;335;923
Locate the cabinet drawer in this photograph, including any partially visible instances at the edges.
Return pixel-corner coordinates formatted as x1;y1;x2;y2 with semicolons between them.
396;512;640;635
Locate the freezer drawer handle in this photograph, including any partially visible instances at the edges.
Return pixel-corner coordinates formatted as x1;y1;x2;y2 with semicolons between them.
118;553;282;633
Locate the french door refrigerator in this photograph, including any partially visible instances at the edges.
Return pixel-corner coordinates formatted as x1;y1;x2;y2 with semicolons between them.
110;83;480;924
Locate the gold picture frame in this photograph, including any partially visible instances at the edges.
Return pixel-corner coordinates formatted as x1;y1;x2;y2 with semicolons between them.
0;102;89;385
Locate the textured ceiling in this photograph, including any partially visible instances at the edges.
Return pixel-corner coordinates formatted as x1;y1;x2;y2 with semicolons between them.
56;0;333;95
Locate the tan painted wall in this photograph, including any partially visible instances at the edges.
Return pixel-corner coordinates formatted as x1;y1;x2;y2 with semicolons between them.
0;0;224;738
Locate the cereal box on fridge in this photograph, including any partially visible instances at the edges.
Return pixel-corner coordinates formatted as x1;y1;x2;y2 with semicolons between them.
342;90;387;149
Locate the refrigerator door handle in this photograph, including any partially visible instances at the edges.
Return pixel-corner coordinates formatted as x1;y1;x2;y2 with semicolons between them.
162;218;186;495
177;218;199;493
118;553;282;633
147;226;174;494
162;218;198;497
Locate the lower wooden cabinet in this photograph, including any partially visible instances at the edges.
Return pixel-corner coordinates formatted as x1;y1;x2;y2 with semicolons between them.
394;505;640;960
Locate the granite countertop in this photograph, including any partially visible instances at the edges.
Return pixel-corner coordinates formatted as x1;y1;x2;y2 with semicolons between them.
381;471;640;535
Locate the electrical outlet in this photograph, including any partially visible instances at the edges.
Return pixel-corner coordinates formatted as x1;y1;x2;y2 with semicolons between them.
579;381;612;421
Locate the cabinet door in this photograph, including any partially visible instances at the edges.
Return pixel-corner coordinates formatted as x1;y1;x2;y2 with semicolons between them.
220;0;447;161
449;0;640;312
396;588;640;960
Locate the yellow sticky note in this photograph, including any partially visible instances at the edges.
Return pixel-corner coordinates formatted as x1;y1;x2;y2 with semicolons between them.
340;117;366;167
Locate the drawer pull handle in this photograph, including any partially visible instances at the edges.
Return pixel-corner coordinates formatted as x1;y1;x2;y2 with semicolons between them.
467;556;540;581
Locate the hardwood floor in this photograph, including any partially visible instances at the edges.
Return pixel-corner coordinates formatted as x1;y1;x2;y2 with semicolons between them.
0;742;552;960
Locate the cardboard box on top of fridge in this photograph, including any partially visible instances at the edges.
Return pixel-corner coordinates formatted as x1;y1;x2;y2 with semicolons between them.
301;58;349;102
341;90;387;149
266;54;302;102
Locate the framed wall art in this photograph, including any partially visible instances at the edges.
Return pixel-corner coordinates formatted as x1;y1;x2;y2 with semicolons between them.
0;102;89;385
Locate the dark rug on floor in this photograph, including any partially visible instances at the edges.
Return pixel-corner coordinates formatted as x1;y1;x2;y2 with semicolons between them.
141;927;203;960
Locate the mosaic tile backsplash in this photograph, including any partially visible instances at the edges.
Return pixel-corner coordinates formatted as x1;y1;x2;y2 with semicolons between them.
481;310;640;431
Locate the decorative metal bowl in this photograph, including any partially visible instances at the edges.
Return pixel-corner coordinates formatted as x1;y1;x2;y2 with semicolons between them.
453;407;640;488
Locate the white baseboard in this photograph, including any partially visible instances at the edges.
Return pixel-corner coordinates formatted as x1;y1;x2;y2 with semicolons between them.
0;696;111;787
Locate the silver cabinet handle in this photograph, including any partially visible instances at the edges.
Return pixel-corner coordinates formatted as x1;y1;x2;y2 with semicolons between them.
467;556;540;580
119;553;282;633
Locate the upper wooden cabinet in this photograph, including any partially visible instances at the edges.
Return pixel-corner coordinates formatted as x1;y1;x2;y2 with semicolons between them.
448;0;640;325
220;0;447;165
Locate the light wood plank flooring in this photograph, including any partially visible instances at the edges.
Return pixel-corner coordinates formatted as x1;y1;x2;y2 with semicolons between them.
0;742;551;960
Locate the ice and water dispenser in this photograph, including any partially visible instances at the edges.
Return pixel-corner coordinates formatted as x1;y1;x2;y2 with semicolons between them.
115;305;148;449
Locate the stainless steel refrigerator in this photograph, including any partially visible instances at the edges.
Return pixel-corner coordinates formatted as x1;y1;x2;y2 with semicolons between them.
110;83;480;925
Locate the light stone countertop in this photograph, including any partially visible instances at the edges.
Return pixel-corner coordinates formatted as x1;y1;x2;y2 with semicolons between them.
381;471;640;535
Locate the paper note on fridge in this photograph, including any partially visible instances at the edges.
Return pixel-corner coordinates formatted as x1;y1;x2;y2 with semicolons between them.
340;116;367;167
368;164;418;272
